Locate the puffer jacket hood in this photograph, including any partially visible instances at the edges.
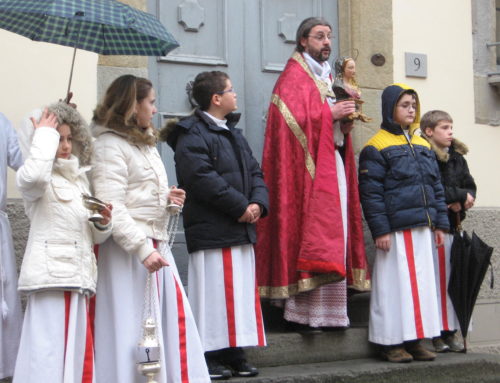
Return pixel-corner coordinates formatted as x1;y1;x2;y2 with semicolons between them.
161;109;241;150
18;102;93;166
381;83;421;136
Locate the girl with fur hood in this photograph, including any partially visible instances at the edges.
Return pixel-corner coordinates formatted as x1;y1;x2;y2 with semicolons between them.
13;102;112;383
91;75;210;383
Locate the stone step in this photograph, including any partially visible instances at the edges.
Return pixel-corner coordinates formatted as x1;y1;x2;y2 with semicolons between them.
247;328;377;367
230;353;500;383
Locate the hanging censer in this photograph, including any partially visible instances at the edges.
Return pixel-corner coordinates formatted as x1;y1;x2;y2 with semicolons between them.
137;272;162;383
137;195;182;382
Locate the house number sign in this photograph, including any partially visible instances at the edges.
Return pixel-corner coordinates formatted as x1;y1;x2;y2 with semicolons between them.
405;52;427;78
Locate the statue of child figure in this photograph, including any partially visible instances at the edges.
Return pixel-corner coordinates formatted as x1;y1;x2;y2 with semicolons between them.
333;57;371;122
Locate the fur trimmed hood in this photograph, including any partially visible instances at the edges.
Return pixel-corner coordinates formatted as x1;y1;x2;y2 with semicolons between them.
159;110;241;151
90;119;158;147
158;117;179;143
421;135;469;162
18;102;93;166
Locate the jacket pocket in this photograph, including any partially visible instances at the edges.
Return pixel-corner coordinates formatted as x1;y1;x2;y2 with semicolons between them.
418;149;440;181
51;181;74;202
45;240;79;278
386;149;414;179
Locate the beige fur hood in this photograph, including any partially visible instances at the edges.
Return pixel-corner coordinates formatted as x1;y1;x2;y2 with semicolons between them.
421;135;469;163
90;118;158;147
18;102;93;166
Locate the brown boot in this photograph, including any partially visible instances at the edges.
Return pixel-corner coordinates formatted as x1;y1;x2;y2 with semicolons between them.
405;340;436;361
442;332;465;352
380;345;413;363
432;337;450;353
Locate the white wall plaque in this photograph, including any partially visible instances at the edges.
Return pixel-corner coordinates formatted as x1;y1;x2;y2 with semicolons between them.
405;52;427;78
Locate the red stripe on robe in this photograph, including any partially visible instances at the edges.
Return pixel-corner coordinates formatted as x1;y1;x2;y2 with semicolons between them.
222;248;237;347
403;230;424;339
438;245;449;331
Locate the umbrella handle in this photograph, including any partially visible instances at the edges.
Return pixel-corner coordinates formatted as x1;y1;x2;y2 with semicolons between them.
65;11;85;104
65;46;77;103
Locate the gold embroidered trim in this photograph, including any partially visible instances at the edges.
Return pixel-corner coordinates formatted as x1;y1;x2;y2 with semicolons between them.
349;268;371;291
258;273;344;299
291;51;335;102
271;94;316;179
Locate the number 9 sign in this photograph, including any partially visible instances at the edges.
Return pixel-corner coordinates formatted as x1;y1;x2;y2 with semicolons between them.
405;53;427;78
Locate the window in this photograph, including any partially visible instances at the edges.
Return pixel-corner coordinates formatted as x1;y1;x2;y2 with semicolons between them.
472;0;500;126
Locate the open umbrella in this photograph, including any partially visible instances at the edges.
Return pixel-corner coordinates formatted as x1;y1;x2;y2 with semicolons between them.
0;0;179;99
448;226;494;352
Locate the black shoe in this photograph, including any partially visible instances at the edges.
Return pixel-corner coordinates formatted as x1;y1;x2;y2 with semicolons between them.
206;359;232;380
285;321;322;335
227;359;259;377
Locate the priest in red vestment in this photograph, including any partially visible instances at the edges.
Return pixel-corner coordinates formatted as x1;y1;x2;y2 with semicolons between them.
256;17;370;329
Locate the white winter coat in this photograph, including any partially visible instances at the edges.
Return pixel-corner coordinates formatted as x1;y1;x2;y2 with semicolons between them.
16;126;110;294
91;123;170;262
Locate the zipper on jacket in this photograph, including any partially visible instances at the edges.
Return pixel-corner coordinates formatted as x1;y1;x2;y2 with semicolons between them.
402;126;432;228
421;185;432;227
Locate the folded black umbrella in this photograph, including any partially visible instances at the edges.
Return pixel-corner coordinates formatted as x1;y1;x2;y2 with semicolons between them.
448;229;494;352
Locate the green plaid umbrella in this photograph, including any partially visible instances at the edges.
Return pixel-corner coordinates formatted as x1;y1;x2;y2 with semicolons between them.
0;0;179;97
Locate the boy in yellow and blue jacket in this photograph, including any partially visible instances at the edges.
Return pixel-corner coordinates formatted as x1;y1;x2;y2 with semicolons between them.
358;84;449;363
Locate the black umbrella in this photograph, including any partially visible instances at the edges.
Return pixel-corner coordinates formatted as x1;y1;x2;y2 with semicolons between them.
448;228;494;352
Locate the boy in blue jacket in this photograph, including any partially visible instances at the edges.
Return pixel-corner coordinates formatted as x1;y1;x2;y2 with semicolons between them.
358;84;449;363
164;71;269;380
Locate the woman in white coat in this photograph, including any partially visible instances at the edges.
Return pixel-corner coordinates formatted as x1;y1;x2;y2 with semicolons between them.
13;103;112;383
91;75;210;383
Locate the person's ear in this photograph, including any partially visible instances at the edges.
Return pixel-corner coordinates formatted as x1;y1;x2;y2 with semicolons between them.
300;37;308;51
212;93;221;107
423;127;433;137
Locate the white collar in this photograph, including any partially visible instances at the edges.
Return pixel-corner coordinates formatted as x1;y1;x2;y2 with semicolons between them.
303;52;332;83
53;155;89;181
203;111;229;130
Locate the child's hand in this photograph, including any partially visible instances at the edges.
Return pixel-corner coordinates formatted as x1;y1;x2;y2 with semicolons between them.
434;229;445;247
464;193;475;210
448;202;461;213
238;206;255;223
98;203;113;226
168;186;186;206
31;108;58;130
375;234;391;252
143;250;169;273
248;203;262;224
